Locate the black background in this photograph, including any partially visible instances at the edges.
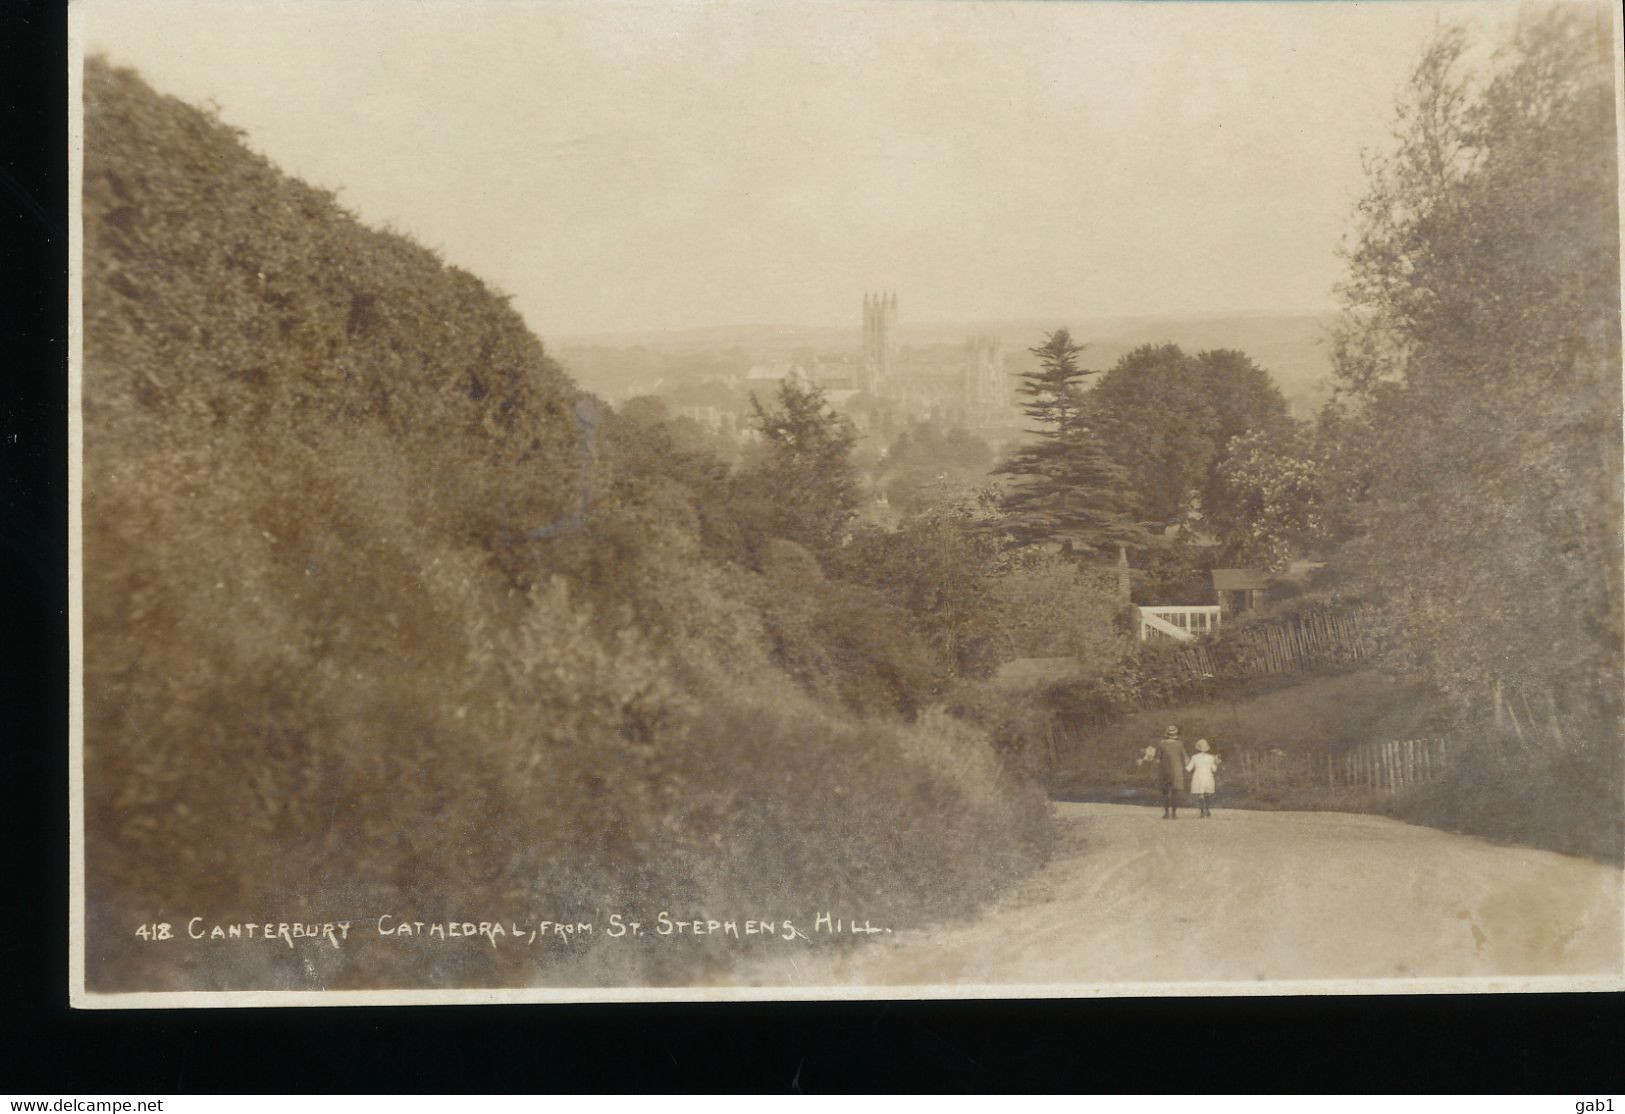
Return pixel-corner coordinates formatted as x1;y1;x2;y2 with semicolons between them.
4;0;1620;1093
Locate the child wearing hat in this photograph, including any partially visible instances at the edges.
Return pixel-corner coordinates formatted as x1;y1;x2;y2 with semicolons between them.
1186;738;1220;818
1154;725;1187;819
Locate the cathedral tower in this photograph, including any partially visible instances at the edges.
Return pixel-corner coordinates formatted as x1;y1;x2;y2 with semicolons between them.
862;291;897;393
962;334;1006;407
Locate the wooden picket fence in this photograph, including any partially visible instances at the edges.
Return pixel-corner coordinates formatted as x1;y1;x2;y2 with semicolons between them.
1327;736;1454;793
1175;607;1372;683
1226;736;1455;796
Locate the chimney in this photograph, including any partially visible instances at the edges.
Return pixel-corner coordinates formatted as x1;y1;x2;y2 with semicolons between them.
1116;545;1132;603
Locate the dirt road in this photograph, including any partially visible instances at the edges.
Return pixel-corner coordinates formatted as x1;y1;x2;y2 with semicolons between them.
754;804;1623;989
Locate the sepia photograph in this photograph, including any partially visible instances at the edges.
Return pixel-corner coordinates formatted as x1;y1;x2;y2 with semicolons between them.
69;0;1624;1005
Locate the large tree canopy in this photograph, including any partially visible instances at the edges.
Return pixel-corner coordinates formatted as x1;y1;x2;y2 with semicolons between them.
1085;343;1293;531
1326;7;1621;742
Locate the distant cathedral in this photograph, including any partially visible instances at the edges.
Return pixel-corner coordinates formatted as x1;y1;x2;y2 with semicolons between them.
861;291;898;393
846;291;1019;442
962;335;1005;407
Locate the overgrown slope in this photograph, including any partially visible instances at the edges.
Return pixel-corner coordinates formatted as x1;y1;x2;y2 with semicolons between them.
81;59;1051;991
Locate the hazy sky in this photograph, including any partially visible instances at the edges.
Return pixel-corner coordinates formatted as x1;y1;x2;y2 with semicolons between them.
81;0;1525;338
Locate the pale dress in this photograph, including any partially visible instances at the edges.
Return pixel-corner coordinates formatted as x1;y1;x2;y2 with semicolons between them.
1186;752;1219;795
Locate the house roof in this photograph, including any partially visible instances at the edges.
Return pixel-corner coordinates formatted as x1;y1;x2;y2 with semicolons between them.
1211;568;1271;591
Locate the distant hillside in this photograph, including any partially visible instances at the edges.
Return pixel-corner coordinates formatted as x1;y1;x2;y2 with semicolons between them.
1064;313;1337;417
555;311;1338;416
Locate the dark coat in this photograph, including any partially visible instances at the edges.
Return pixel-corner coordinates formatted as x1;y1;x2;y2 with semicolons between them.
1157;737;1189;789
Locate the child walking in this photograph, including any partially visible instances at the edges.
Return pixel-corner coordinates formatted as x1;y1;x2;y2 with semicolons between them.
1186;738;1220;818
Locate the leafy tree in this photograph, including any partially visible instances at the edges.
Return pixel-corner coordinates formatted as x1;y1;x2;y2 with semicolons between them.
993;330;1151;558
1085;344;1293;530
1207;423;1326;570
1083;344;1212;527
1191;349;1296;513
1326;7;1621;746
838;490;1009;678
616;394;671;427
987;554;1129;674
878;420;996;517
734;379;863;561
885;421;996;472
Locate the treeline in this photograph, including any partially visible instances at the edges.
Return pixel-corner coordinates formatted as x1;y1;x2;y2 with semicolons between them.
81;59;1059;991
972;7;1621;856
1320;8;1621;855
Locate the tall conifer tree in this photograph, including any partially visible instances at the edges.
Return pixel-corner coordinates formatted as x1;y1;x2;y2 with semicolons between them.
993;329;1151;558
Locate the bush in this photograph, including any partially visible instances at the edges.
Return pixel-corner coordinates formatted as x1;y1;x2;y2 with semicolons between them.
1391;735;1624;864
